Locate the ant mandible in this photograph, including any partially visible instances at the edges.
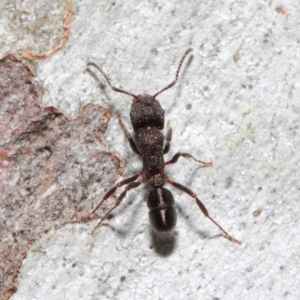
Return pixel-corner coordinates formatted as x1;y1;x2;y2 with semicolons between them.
87;48;241;245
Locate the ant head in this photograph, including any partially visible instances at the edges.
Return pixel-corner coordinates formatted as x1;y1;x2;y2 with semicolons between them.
130;95;164;130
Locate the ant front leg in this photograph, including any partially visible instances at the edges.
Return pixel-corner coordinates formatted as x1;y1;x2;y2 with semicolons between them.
163;121;172;154
165;177;241;245
165;152;213;167
92;181;142;234
118;117;141;156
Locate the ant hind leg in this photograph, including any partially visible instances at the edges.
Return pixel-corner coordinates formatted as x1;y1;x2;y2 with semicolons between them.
92;181;142;234
165;176;241;245
90;170;143;218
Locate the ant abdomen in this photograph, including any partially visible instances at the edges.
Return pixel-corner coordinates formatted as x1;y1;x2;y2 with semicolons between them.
147;187;177;236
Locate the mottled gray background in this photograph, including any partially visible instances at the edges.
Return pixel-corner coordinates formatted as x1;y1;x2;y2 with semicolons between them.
1;0;299;299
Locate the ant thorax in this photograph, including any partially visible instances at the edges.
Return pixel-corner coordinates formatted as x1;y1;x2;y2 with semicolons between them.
136;126;164;175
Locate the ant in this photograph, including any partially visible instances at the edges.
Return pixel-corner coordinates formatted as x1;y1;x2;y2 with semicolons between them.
87;48;241;245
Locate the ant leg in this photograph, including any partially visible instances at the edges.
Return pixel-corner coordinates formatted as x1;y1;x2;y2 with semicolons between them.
118;117;141;156
163;121;172;154
165;152;212;166
92;181;142;234
90;170;144;217
165;177;241;245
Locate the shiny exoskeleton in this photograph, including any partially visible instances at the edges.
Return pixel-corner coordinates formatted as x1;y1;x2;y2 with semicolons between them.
87;49;241;244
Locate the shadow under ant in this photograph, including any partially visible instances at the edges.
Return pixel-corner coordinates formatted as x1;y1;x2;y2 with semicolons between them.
149;227;177;257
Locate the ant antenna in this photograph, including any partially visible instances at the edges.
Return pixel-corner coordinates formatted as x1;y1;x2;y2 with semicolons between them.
87;62;140;102
152;48;193;100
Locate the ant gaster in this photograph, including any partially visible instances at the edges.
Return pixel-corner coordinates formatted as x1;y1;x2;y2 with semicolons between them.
87;49;241;245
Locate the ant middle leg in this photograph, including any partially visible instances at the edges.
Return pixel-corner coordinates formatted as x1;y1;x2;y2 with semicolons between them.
92;181;142;234
118;117;141;156
165;177;241;245
90;170;144;217
165;152;212;166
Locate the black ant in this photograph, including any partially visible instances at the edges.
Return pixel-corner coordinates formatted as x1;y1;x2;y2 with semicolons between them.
87;48;241;245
